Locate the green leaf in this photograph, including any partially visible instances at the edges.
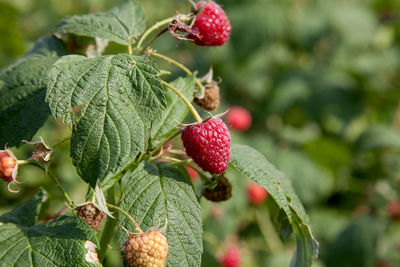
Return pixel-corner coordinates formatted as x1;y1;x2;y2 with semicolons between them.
151;76;196;141
355;125;400;152
0;190;101;266
26;35;68;57
324;216;386;267
0;189;47;227
0;53;60;147
56;0;145;46
229;144;318;267
46;54;166;186
117;162;202;267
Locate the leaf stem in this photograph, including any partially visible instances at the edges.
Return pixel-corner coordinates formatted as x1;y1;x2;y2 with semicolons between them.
128;39;133;55
99;188;117;262
162;81;202;122
29;162;74;207
136;16;176;51
148;129;181;159
107;204;143;233
148;50;204;92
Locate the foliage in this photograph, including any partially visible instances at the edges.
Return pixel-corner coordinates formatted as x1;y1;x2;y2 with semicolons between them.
1;0;400;266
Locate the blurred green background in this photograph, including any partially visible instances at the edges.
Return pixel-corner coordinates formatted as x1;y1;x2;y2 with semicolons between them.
1;0;400;266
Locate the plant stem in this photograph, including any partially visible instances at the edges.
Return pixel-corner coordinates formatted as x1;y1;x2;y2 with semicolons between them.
148;51;204;91
148;129;181;159
107;204;143;233
29;162;74;207
128;39;133;55
136;17;176;51
255;209;283;252
162;81;202;122
99;188;117;262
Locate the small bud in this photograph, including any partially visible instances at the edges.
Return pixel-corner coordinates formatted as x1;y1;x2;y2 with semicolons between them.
24;137;52;163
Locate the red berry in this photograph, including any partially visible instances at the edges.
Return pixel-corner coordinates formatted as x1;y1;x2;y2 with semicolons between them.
124;231;168;267
185;165;199;181
247;183;268;205
190;1;231;46
181;117;231;174
221;246;240;267
387;201;400;220
226;107;252;132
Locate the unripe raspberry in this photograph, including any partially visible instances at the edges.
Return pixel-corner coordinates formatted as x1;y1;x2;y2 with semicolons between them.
185;165;199;182
76;203;105;230
124;231;168;267
181;117;231;174
0;149;18;184
226;107;252;132
221;246;240;267
190;1;231;46
194;85;220;111
203;176;232;202
247;183;268;205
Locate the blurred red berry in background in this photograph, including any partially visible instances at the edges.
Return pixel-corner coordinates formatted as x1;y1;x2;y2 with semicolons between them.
226;107;252;132
247;183;268;205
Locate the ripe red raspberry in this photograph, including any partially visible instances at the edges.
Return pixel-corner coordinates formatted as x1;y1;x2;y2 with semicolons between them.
194;84;220;111
221;246;240;267
181;117;231;174
226;107;252;132
190;1;231;46
203;176;232;202
0;149;18;183
124;231;168;267
247;183;268;205
76;203;105;230
387;201;400;220
185;165;199;181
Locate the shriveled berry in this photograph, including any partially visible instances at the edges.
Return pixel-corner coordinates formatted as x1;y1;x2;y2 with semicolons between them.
124;231;168;267
221;246;240;267
181;117;231;174
76;203;105;230
194;85;220;111
247;183;268;205
203;176;232;202
189;1;231;46
227;107;252;132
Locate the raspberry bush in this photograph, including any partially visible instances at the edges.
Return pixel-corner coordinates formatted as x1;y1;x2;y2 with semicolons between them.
0;1;317;266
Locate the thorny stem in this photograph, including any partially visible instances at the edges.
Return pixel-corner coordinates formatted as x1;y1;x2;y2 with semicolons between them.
136;17;176;51
162;81;202;122
99;188;117;262
107;204;143;233
29;162;74;207
148;50;204;92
